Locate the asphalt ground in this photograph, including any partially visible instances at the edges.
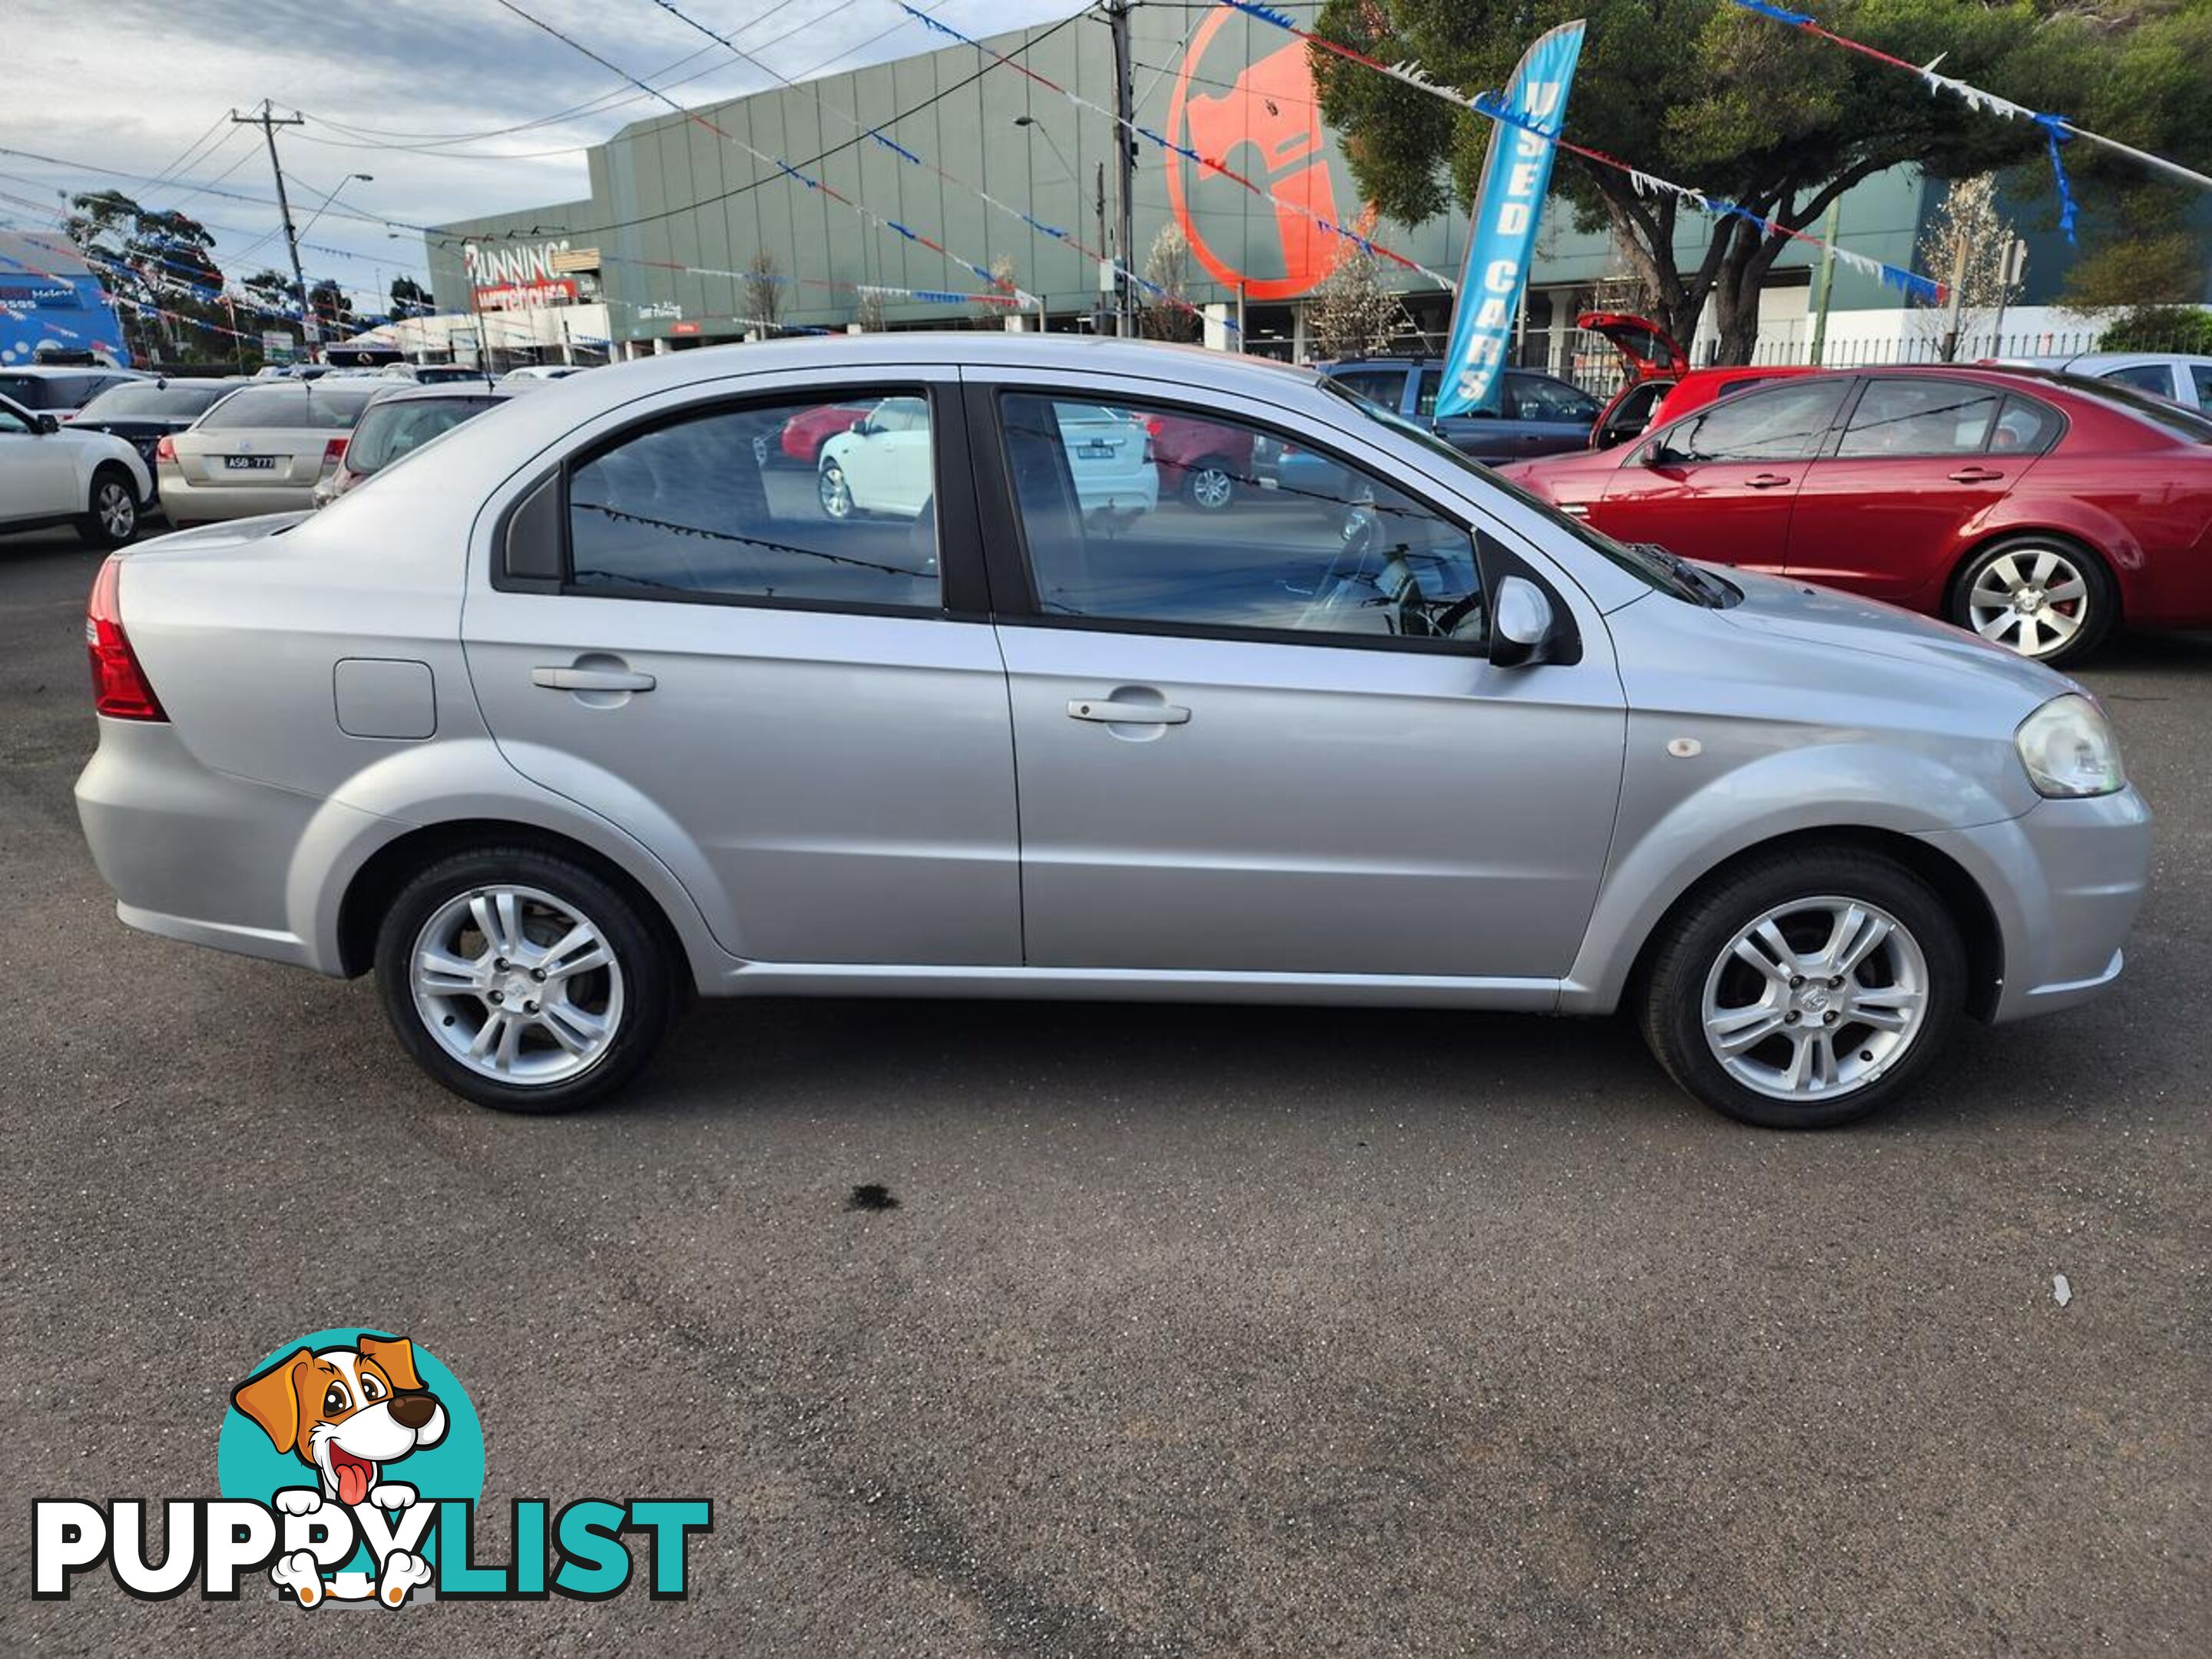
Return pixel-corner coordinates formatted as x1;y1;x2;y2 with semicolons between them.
3;519;2206;1656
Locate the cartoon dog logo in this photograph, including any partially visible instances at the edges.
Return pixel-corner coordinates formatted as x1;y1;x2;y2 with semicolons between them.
230;1333;449;1606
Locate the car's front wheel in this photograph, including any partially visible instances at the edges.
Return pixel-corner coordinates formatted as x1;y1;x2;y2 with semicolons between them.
1181;455;1237;512
1949;535;2114;666
1638;847;1965;1128
373;846;678;1112
77;465;139;548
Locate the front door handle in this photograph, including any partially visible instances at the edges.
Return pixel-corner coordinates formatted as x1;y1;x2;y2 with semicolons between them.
1743;472;1793;489
1068;697;1190;725
1948;466;2005;483
532;664;656;693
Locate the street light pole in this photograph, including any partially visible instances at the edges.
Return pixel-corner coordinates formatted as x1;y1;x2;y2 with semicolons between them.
1105;0;1136;336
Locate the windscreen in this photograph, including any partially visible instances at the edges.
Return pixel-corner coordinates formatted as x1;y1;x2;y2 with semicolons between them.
197;386;378;431
346;397;502;475
75;382;233;419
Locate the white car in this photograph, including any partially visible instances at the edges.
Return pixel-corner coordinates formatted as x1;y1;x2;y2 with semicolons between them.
818;394;934;518
1991;352;2212;412
818;395;1157;519
502;364;586;382
0;391;151;545
0;363;150;420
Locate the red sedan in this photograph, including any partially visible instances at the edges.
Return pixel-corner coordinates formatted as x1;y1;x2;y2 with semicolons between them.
1498;366;2212;664
773;402;876;466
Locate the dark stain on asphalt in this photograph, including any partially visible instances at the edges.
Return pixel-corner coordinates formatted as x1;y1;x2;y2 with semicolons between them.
846;1183;900;1212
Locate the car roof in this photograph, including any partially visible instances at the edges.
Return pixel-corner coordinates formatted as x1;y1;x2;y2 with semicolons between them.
363;382;526;406
2;363;146;378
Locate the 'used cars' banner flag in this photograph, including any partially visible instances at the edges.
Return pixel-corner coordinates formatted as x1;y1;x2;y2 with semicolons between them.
1434;20;1586;417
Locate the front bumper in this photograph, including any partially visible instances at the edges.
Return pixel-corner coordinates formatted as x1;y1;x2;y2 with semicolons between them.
1916;786;2153;1023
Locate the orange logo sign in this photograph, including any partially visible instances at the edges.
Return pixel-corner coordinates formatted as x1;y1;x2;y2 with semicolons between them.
1165;8;1352;300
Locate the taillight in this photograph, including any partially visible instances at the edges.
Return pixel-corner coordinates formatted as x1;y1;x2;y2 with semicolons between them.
85;558;166;721
322;436;348;469
154;435;176;463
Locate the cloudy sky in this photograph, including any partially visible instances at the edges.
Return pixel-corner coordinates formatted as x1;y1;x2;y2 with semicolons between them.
5;0;1081;310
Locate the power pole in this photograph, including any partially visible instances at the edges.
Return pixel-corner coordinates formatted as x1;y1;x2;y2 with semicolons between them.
1105;0;1136;336
230;102;319;354
1094;160;1110;333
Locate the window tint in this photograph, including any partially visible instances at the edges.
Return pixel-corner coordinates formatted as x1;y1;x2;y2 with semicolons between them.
1657;379;1848;462
1001;392;1485;645
1835;379;2002;457
568;392;939;608
1505;374;1599;422
2100;363;2172;396
347;396;503;475
2193;364;2212;408
0;375;59;409
199;386;376;430
1332;369;1410;412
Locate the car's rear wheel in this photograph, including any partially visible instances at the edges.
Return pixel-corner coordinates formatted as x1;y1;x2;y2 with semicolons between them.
819;459;854;518
77;466;139;548
1638;847;1965;1128
1949;535;2114;666
373;846;677;1113
1182;455;1237;512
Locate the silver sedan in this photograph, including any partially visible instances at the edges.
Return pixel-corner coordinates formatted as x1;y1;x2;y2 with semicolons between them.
75;336;2150;1127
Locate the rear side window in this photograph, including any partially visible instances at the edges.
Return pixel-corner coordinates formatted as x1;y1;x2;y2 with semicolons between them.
199;388;376;430
1834;379;2002;457
565;391;939;610
1505;374;1599;422
1655;379;1849;462
2099;363;2172;397
1332;369;1409;412
347;397;502;475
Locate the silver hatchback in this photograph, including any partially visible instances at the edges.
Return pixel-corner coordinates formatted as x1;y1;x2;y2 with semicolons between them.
75;337;2151;1127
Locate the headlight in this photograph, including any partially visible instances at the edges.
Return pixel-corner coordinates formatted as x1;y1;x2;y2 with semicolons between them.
2015;694;2125;798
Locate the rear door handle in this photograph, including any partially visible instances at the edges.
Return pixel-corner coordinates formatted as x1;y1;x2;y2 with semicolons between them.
1744;472;1793;488
532;664;656;693
1068;697;1190;725
1948;466;2005;483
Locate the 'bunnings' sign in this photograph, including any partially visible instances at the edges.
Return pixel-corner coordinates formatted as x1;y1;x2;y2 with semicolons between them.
464;238;581;307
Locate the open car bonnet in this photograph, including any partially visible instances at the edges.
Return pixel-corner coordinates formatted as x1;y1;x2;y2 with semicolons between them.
1578;312;1689;382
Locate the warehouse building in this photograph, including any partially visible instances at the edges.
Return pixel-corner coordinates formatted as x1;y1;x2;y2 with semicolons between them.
423;3;2101;379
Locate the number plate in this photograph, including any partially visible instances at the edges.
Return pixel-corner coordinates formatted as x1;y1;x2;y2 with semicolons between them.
223;455;277;471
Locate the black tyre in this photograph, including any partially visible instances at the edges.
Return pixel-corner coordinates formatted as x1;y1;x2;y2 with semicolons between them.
77;465;140;548
818;459;855;518
1638;846;1966;1129
373;846;679;1113
1947;535;2116;667
1181;455;1237;512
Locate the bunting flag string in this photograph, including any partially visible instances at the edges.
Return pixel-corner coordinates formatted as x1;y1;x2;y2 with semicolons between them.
1724;0;2212;219
1218;0;1949;303
899;2;1457;293
647;0;1230;329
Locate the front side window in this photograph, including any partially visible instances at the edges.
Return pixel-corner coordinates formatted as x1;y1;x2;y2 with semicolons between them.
568;392;939;608
1834;379;2002;457
1654;379;1849;463
0;402;31;435
2190;364;2212;408
1000;392;1485;644
1505;375;1600;423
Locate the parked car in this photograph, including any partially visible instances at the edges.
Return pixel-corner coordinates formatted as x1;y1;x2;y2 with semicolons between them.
1316;358;1602;463
816;394;938;518
1143;409;1253;510
252;363;334;382
67;377;247;484
1498;365;2212;664
502;364;586;382
0;363;149;419
313;382;528;506
73;337;2149;1128
1579;311;1824;449
764;400;876;468
0;390;151;545
1985;350;2212;412
155;381;380;526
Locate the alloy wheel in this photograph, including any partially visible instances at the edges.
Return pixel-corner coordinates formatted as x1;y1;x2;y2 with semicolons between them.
1188;464;1233;511
409;883;625;1084
1699;896;1929;1103
1965;545;2089;658
98;479;135;540
819;462;853;518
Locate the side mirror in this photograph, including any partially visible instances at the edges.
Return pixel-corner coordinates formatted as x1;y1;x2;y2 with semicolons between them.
35;414;58;435
1491;576;1557;668
849;418;876;436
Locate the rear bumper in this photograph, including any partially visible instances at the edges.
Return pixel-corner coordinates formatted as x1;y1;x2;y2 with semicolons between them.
75;717;350;974
154;473;320;523
1916;787;2153;1022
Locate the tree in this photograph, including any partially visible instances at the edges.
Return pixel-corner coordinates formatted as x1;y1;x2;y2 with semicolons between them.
742;250;783;334
970;253;1018;329
852;287;887;332
1137;224;1203;343
389;275;435;319
1307;247;1403;360
1311;1;2212;364
308;278;357;339
62;189;230;363
1912;174;2021;357
2098;304;2212;353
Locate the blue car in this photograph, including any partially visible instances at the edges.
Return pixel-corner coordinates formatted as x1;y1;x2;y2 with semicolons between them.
1314;358;1601;465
